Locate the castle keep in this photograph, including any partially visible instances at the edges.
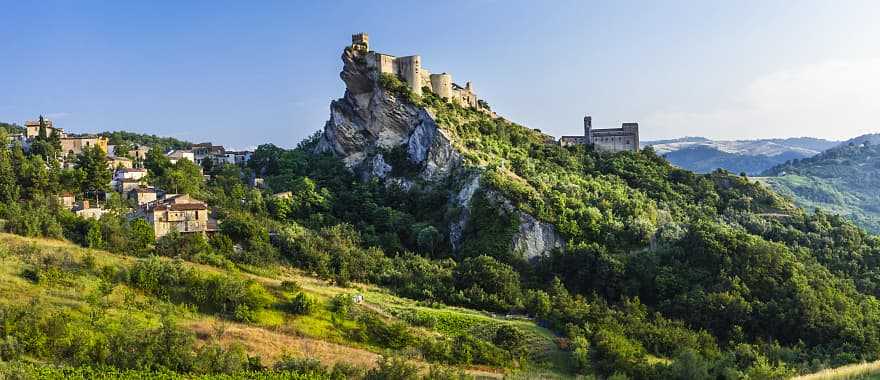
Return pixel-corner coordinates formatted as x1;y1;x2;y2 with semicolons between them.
559;116;640;153
351;33;481;109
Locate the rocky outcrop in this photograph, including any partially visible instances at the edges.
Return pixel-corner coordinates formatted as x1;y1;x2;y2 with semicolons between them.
317;46;563;259
481;189;566;259
511;212;566;259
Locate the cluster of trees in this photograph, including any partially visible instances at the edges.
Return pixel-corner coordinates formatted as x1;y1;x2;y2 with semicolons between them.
0;128;113;239
100;130;190;153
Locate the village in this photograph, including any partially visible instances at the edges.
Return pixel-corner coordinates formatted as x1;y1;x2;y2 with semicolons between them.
6;115;264;241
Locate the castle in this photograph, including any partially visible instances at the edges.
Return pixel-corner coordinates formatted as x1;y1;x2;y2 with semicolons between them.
351;33;482;109
559;116;640;153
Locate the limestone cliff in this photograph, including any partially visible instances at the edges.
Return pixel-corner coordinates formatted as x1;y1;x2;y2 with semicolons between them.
317;47;564;259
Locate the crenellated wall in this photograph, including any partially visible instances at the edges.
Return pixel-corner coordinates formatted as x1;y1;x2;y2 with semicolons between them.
357;33;485;110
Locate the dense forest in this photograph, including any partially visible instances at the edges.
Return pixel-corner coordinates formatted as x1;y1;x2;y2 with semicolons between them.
2;77;880;379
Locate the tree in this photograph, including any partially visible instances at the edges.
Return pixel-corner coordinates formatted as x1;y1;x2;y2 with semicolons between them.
85;221;104;249
144;148;172;179
75;145;112;197
248;144;286;176
47;128;62;151
127;218;155;256
113;143;132;158
453;255;522;311
155;159;204;196
0;131;20;203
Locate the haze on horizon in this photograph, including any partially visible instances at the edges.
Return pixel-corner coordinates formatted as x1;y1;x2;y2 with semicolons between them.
2;0;879;148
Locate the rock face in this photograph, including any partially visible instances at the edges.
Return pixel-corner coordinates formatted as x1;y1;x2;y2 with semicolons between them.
317;46;563;259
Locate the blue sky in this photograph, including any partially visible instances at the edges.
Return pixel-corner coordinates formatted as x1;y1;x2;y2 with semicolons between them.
2;1;879;148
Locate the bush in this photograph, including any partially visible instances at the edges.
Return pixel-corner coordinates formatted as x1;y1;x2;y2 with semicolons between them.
273;355;326;374
280;280;302;293
329;293;355;316
364;356;419;380
358;313;413;350
288;292;317;315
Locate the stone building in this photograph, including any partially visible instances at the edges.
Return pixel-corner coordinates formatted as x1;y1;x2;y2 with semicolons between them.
109;156;133;169
559;116;640;153
353;33;483;109
132;145;151;161
60;135;109;155
192;142;226;165
133;194;215;239
25;117;63;139
166;149;195;165
58;192;76;210
128;187;157;205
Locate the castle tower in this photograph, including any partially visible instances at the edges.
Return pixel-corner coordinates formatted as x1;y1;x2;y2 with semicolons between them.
351;33;369;51
622;122;640;151
430;73;453;99
584;115;593;144
394;55;422;96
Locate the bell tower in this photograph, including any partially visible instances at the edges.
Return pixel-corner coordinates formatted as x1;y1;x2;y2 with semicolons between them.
584;115;593;144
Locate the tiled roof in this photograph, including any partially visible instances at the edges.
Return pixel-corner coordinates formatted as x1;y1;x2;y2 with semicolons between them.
168;203;208;211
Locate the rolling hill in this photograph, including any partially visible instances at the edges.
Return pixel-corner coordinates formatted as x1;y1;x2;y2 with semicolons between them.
758;134;880;233
644;136;839;174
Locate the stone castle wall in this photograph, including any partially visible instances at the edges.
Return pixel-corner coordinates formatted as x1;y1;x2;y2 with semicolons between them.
358;34;483;110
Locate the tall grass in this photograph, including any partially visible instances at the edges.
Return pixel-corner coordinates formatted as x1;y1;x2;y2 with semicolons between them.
793;360;880;380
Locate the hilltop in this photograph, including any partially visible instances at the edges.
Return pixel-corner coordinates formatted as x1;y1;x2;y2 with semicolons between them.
643;136;839;175
759;135;880;233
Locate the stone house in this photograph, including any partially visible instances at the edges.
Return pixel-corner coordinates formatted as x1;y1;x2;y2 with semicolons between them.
133;194;215;239
112;168;147;192
128;187;157;205
132;145;151;161
109;156;133;169
58;192;76;209
118;178;143;193
75;200;107;220
61;135;109;155
25;117;63;139
166;149;195;165
192;143;226;165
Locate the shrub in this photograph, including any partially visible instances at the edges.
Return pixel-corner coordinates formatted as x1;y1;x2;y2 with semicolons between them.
274;355;326;374
328;293;355;316
280;280;302;293
288;292;317;315
358;313;413;350
365;356;419;380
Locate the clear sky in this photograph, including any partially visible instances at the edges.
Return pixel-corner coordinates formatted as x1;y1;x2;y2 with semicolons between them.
3;0;880;148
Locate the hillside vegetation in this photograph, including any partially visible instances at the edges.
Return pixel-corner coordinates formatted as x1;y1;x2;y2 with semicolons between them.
760;138;880;233
0;232;561;379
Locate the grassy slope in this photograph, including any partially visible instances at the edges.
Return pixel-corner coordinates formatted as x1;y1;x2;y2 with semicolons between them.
793;360;880;380
0;233;568;378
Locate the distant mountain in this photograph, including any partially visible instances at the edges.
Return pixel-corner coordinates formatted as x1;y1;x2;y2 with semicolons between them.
759;135;880;233
644;137;839;175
